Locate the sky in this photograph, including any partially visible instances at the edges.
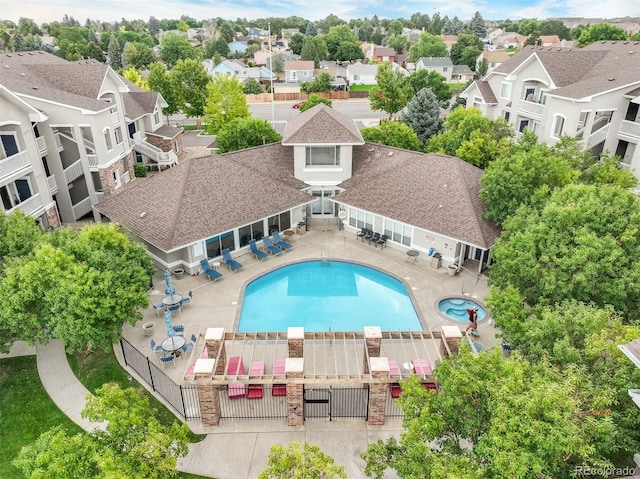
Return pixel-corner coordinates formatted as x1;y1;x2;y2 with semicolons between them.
3;0;639;26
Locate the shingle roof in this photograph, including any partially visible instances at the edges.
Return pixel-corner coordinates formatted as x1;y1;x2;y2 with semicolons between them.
374;47;396;56
146;125;183;139
94;149;313;251
481;50;510;63
284;60;314;71
347;62;378;75
475;80;498;104
453;65;473;74
417;57;453;67
281;104;364;145
123;91;159;121
336;144;501;249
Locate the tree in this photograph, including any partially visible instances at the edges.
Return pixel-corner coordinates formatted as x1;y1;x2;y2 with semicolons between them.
300;72;332;93
539;19;571;40
407;32;448;62
216;117;282;153
259;441;346;479
368;63;412;119
324;24;358;60
0;210;42;259
406;69;450;103
388;34;408;54
449;33;482;68
243;78;263;94
388;20;403;36
489;184;640;322
441;16;465;35
271;55;284;74
468;11;487;38
203;75;250;134
289;32;305;55
335;41;365;62
580;154;638;188
147;62;180;116
299;94;332;111
169;58;212;118
160;32;199;68
107;34;123;71
123;41;154;69
0;222;153;353
578;23;628;46
305;22;317;37
361;121;422;151
401;88;443;146
300;36;328;68
147;16;160;35
518;18;541;36
122;67;149;90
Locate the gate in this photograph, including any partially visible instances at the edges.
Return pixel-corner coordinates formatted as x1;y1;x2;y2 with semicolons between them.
304;386;368;421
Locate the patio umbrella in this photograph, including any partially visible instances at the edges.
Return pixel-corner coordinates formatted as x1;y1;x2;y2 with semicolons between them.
164;310;173;331
164;269;175;295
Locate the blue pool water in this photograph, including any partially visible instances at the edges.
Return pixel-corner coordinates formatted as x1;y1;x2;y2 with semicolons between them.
238;261;422;332
438;298;486;323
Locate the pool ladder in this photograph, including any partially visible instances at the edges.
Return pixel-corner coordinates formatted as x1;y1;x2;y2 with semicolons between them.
321;251;330;265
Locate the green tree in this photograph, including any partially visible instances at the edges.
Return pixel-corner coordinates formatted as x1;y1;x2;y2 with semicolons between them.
305;22;317;37
324;24;358;59
299;94;332;111
300;36;329;68
490;184;640;322
300;72;332;93
169;58;212;118
407;32;448;62
107;34;123;70
216;117;282;153
406;69;451;103
580;154;638;188
18;17;42;36
388;34;408;54
82;41;105;62
539;19;571;39
518;18;541;36
271;55;285;74
147;16;160;35
468;11;487;38
368;63;412;119
289;32;305;55
441;16;465;35
0;210;42;259
449;33;483;67
147;62;180;116
243;78;263;94
361;121;422;151
160;32;199;67
122;66;149;90
203;75;250;134
335;41;365;62
401;88;443;146
123;41;155;69
388;20;403;36
578;23;628;46
259;441;346;479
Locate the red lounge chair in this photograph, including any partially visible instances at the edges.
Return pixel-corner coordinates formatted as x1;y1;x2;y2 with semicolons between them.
411;359;432;376
272;358;286;396
227;356;246;398
247;361;265;399
388;359;402;398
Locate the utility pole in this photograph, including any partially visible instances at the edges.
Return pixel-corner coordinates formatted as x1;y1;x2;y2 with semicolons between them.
269;22;275;127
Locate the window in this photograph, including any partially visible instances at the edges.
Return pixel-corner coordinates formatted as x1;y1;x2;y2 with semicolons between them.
238;220;265;247
0;132;20;159
305;146;340;167
578;111;589;128
502;110;510;122
384;219;412;247
552;115;565;138
518;119;530;132
524;87;536;101
442;67;448;72
472;97;482;108
154;110;160;124
114;127;123;145
206;231;235;258
499;82;512;99
104;129;113;150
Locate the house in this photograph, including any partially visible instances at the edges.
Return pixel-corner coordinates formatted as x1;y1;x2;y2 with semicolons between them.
451;65;474;83
371;47;396;63
491;32;528;49
209;59;274;83
228;40;248;55
95;104;500;275
0;51;181;228
415;57;454;82
346;62;378;85
461;42;640;184
284;60;314;83
280;28;300;39
440;35;458;52
210;59;245;77
477;50;511;75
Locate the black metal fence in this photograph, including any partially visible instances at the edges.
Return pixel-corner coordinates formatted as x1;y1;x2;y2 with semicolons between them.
120;338;201;420
219;385;287;420
304;386;369;421
385;391;404;418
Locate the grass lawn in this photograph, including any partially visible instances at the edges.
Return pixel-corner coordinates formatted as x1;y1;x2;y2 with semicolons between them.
448;83;469;92
349;84;378;91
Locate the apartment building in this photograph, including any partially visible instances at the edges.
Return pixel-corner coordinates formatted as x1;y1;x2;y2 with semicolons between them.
462;41;640;183
0;51;182;227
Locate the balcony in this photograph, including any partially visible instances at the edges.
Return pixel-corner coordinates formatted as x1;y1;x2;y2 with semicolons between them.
47;175;58;195
618;120;640;143
111;111;120;125
0;150;31;182
517;99;544;118
87;154;99;168
54;133;64;152
63;158;84;184
72;196;93;220
587;123;610;148
36;136;48;155
95;191;105;203
7;193;44;218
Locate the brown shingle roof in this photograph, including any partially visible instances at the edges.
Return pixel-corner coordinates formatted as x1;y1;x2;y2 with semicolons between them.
336;144;501;249
146;124;183;139
282;104;364;145
124;91;160;121
284;60;314;70
475;80;498;104
94;149;313;251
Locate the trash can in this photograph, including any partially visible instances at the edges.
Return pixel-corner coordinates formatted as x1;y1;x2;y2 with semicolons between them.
172;268;185;280
297;221;306;235
431;253;442;269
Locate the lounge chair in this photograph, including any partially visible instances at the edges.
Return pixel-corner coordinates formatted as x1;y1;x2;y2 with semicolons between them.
249;239;269;261
356;227;367;241
226;356;246;398
272;358;286;396
370;232;381;245
272;231;292;251
262;236;283;255
199;259;223;281
388;360;402;398
377;234;388;249
222;249;244;272
247;361;265;399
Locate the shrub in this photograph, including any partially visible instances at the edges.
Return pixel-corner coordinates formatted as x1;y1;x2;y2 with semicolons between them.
133;164;147;178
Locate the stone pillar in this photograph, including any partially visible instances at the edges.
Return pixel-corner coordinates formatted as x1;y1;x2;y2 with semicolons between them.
205;328;226;375
441;325;463;356
287;327;304;358
193;358;219;426
44;205;61;229
285;357;304;426
367;357;390;426
363;326;382;374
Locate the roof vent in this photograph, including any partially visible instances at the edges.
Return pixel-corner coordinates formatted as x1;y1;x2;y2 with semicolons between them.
32;86;39;90
140;212;147;218
20;72;26;76
608;78;615;81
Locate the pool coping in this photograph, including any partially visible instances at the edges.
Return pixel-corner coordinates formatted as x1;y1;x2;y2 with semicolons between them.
433;294;491;325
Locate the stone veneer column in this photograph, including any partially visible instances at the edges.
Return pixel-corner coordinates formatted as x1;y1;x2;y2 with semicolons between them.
285;357;304;426
287;327;304;358
363;326;382;374
193;358;219;426
44;205;61;229
205;328;226;375
367;357;390;426
441;325;463;356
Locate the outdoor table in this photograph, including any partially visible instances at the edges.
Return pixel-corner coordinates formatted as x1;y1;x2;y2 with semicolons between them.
283;229;295;242
406;250;419;264
162;293;183;308
161;335;185;357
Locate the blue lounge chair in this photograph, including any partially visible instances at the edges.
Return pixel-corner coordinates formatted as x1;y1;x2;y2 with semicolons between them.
272;231;293;251
262;236;283;255
249;239;269;261
222;249;244;272
199;259;223;281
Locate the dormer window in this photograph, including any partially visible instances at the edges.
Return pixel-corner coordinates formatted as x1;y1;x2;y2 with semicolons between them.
305;146;341;167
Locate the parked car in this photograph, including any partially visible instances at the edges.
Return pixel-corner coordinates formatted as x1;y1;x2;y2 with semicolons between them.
292;101;305;109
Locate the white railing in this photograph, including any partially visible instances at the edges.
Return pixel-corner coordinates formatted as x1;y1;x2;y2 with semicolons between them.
72;196;93;219
47;175;58;194
8;193;43;217
132;131;142;142
54;132;64;151
113;142;126;157
619;120;640;141
36;136;47;154
132;140;178;167
518;99;544;117
0;150;31;180
63;158;84;184
587;123;610;148
95;191;105;203
123;171;131;183
87;154;99;168
82;136;96;153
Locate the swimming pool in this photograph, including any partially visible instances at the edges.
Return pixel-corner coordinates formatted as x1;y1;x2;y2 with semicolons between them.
238;260;422;332
437;298;486;323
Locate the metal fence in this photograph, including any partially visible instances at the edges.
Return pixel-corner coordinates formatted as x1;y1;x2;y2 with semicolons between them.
304;385;369;421
219;386;287;420
120;338;201;420
385;391;404;418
